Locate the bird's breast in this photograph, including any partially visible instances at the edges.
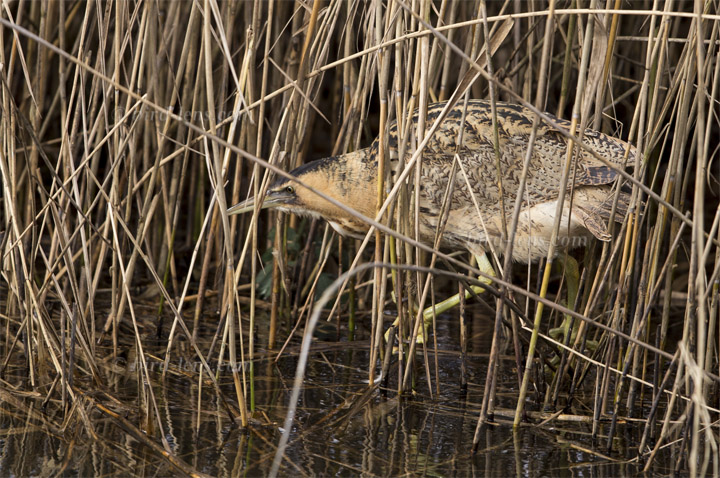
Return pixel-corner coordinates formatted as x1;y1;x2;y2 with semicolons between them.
328;219;371;240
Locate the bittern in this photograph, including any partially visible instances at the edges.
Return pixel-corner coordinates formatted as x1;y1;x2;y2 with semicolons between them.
229;100;635;341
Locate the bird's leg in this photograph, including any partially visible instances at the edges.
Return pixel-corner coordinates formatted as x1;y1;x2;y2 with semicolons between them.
422;253;495;323
548;253;595;351
386;253;495;345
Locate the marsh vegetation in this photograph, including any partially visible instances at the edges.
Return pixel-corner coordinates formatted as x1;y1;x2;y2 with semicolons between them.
0;0;718;475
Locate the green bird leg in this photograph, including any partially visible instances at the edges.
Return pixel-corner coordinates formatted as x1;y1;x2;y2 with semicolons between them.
548;253;597;353
387;253;495;345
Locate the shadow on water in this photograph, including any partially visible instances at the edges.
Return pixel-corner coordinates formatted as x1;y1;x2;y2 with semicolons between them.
0;303;679;477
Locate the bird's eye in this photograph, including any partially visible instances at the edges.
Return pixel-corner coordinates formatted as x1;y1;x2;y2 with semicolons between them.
285;186;294;194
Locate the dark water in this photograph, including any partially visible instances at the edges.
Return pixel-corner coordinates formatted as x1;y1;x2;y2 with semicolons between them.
0;307;680;477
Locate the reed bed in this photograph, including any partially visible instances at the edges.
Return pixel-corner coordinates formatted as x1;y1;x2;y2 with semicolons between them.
0;0;718;475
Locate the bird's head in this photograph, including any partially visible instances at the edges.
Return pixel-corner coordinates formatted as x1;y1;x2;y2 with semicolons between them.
227;150;376;237
227;176;302;216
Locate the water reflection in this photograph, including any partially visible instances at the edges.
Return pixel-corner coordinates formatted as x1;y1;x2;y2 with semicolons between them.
0;308;675;476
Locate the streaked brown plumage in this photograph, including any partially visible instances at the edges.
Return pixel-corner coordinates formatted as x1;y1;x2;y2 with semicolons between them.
229;100;635;262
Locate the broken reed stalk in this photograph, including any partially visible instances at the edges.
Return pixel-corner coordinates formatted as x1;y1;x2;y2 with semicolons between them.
1;1;719;473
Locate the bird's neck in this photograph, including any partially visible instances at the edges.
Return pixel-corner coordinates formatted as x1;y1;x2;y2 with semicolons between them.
297;149;378;233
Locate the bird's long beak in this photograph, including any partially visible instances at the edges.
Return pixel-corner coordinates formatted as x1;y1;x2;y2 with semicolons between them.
227;191;292;215
227;197;258;215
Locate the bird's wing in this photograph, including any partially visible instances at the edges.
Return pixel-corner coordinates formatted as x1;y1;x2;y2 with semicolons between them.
388;100;637;195
572;206;612;241
572;129;636;186
572;187;632;242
